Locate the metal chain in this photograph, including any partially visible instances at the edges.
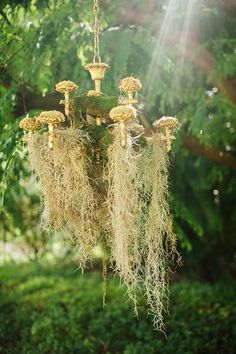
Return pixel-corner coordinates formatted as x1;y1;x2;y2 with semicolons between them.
93;0;101;63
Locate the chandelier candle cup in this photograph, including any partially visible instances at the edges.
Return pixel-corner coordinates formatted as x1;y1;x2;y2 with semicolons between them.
87;90;101;97
37;111;65;149
85;62;109;95
95;117;102;126
19;116;41;141
153;116;179;152
118;97;138;106
55;80;78;119
109;105;137;147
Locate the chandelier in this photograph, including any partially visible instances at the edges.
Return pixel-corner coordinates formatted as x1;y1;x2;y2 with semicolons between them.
19;0;180;330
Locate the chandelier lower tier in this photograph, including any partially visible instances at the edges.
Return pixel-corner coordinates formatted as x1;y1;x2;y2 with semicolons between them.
18;0;180;331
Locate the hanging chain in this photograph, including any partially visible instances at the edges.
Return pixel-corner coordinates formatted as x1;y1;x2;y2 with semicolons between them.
93;0;101;63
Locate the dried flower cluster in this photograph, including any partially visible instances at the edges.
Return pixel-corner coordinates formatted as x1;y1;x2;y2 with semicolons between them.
37;110;65;125
55;80;78;93
109;105;137;122
19;116;41;131
119;76;142;94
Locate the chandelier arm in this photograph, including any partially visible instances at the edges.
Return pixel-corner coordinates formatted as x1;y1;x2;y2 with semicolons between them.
93;0;101;63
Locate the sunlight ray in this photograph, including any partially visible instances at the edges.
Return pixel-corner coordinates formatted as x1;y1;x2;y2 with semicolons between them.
177;0;195;75
144;0;178;99
144;0;196;104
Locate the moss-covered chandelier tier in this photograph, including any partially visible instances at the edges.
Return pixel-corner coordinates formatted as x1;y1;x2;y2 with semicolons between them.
19;0;180;331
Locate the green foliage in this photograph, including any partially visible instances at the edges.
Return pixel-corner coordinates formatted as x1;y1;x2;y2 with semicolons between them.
74;94;118;120
0;262;235;354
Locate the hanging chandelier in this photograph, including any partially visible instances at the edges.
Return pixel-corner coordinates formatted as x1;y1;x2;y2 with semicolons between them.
19;0;180;330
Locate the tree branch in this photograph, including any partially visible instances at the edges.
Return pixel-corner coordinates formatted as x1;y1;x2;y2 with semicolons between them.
217;0;236;12
183;135;236;170
14;88;62;116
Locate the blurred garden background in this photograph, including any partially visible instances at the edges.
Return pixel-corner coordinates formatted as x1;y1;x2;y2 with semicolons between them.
0;0;236;353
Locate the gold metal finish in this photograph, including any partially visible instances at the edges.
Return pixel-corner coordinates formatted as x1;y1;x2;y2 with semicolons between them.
85;62;109;95
96;117;102;126
109;105;137;147
37;110;65;149
93;0;101;63
55;81;78;123
119;77;142;100
87;90;102;97
19;115;41;141
153;116;178;152
118;97;138;106
85;1;109;95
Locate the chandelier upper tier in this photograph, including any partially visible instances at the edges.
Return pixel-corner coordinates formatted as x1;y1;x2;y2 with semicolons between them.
19;0;178;149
